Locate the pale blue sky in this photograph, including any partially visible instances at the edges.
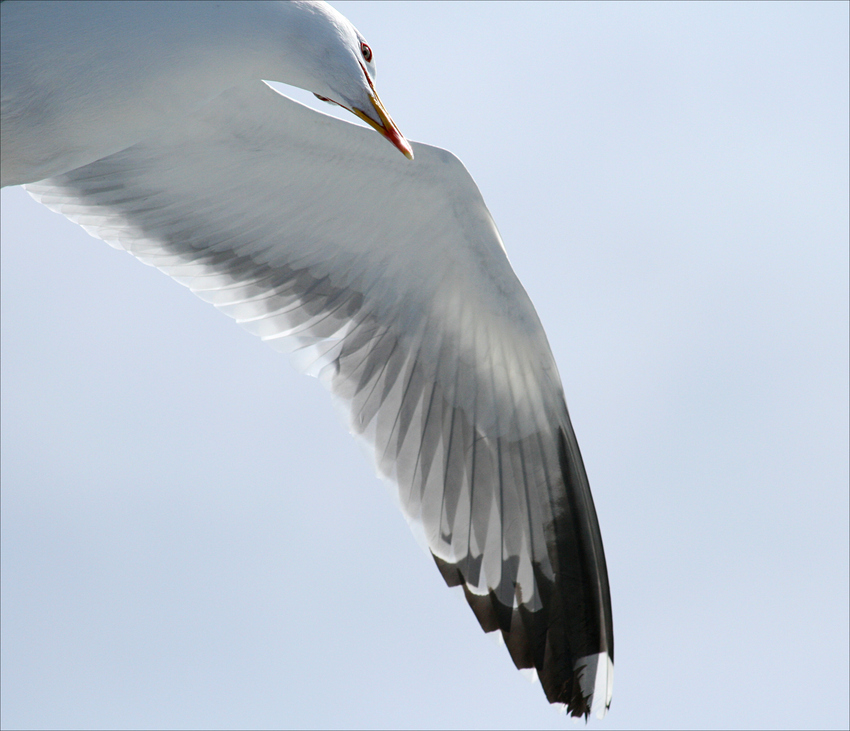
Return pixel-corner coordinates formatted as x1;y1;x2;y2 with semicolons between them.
2;2;848;729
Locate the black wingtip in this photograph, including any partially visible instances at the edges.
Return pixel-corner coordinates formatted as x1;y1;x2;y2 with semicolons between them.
428;422;613;719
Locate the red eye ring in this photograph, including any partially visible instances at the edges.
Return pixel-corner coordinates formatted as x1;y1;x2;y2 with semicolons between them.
360;42;372;63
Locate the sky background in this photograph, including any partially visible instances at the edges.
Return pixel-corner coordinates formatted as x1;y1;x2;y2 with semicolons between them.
1;2;848;729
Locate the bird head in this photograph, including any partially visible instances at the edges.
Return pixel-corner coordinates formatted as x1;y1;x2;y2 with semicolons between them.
285;1;413;160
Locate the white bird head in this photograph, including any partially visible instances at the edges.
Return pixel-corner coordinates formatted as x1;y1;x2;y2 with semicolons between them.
281;1;413;160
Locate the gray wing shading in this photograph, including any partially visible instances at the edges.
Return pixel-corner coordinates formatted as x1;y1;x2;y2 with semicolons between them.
26;80;613;717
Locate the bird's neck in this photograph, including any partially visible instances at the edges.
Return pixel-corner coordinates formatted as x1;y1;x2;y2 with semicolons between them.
0;0;335;185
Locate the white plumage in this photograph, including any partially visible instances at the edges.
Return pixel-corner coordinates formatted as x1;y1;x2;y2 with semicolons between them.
1;0;613;718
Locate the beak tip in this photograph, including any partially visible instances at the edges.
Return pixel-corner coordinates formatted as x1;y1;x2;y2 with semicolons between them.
382;126;414;161
379;120;413;160
352;95;415;160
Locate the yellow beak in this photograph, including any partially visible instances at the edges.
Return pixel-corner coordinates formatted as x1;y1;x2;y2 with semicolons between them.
352;91;414;161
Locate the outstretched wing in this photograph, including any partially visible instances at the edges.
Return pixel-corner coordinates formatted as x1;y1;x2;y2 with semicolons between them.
26;80;613;717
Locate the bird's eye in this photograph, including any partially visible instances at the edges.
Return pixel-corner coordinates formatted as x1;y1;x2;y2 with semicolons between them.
360;42;372;63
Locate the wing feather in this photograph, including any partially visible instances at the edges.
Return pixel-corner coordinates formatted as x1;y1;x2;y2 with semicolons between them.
26;80;613;717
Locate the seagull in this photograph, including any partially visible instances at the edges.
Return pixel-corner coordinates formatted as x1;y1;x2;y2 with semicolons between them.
1;0;613;718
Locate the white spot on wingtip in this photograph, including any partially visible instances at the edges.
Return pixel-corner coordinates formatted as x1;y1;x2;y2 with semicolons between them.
519;666;538;684
591;653;614;719
485;629;504;648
